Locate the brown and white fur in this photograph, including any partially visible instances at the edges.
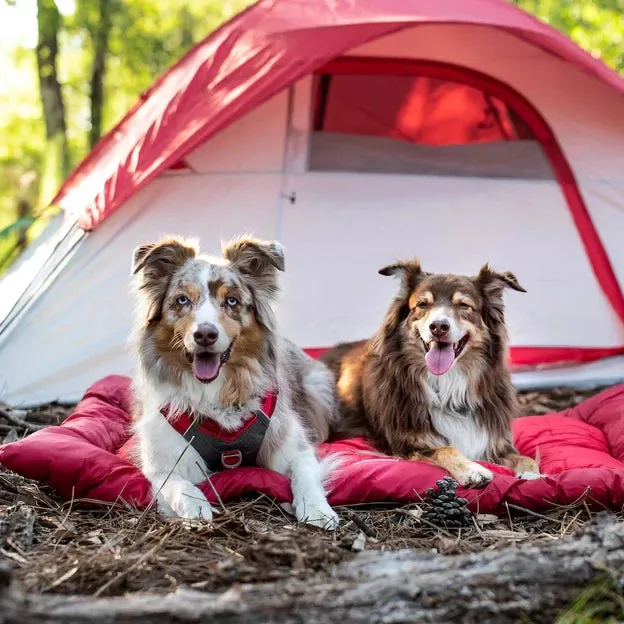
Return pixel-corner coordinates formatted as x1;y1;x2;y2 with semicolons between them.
320;260;540;488
130;234;340;529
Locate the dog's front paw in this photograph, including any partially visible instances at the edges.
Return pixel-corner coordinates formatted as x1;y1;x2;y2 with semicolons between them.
457;462;493;489
159;480;214;521
293;497;340;531
516;471;545;481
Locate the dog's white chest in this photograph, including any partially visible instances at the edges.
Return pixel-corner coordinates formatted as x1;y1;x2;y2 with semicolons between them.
426;369;489;461
430;409;489;460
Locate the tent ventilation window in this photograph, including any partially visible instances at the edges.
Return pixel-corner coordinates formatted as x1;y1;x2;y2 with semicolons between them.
309;68;555;180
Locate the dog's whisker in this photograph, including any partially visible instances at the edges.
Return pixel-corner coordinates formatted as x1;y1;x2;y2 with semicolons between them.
170;334;185;350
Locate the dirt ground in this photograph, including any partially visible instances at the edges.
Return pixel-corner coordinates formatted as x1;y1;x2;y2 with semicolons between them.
0;385;616;598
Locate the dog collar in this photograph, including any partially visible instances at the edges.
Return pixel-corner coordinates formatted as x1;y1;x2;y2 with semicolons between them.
161;388;279;472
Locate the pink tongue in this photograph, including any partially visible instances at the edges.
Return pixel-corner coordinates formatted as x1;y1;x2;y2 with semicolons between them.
192;354;221;382
425;343;455;376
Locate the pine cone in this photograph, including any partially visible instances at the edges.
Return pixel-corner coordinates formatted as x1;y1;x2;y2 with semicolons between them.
422;477;472;528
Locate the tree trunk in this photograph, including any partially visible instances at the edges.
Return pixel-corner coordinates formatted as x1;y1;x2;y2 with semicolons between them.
15;198;32;253
36;0;70;207
88;0;112;149
179;4;195;51
15;171;37;255
1;515;623;624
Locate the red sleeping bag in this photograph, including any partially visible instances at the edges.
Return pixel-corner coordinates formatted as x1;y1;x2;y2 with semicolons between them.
2;374;624;514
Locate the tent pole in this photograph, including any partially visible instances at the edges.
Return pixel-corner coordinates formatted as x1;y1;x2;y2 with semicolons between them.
275;85;296;242
0;222;86;347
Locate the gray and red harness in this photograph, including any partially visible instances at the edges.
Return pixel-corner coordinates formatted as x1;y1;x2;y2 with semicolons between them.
163;389;279;472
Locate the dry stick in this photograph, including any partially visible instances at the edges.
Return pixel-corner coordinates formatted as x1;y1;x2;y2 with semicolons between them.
344;510;377;537
0;547;27;565
506;502;566;524
43;565;80;593
57;487;77;534
98;525;157;559
252;492;293;524
42;487;79;549
582;499;597;522
0;408;47;432
471;514;484;536
93;528;174;598
5;537;28;558
504;501;514;532
561;510;584;537
547;486;592;510
99;483;136;522
195;460;227;515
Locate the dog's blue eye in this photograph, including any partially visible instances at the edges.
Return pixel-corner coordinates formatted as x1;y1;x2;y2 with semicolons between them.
226;296;239;307
176;295;190;306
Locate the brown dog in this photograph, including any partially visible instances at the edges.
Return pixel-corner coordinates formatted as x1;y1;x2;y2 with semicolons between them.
320;260;540;488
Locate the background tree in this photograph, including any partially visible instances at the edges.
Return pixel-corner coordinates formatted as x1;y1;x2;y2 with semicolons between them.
36;0;70;208
36;0;70;212
0;0;248;270
85;0;114;148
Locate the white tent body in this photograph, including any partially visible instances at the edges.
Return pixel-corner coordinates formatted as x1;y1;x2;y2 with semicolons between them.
1;23;624;406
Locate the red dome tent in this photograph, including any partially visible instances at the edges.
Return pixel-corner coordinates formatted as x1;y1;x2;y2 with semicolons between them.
1;0;624;405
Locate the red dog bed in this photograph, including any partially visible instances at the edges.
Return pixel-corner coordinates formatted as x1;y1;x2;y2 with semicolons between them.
2;375;624;514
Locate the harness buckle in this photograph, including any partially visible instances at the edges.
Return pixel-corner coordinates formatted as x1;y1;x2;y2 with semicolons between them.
221;449;243;469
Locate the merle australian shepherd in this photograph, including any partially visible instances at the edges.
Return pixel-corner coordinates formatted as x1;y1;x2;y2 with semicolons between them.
130;234;340;529
320;260;540;488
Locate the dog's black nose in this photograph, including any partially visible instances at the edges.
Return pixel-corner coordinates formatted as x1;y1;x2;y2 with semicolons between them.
193;323;219;347
429;319;450;338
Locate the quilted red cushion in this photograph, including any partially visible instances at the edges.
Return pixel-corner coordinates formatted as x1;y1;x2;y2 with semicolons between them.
2;375;624;514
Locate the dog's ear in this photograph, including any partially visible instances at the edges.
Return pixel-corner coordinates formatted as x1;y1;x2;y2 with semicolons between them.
131;237;197;326
132;238;197;278
132;243;156;275
476;264;526;297
379;260;426;293
223;236;285;276
223;236;285;328
475;264;525;326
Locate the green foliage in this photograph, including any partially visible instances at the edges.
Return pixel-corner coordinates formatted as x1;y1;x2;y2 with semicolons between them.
100;0;247;133
0;44;44;266
0;0;621;272
552;575;624;624
511;0;624;73
0;0;250;270
0;217;36;240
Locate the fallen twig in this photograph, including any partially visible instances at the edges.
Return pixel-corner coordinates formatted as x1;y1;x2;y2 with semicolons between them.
0;407;47;432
